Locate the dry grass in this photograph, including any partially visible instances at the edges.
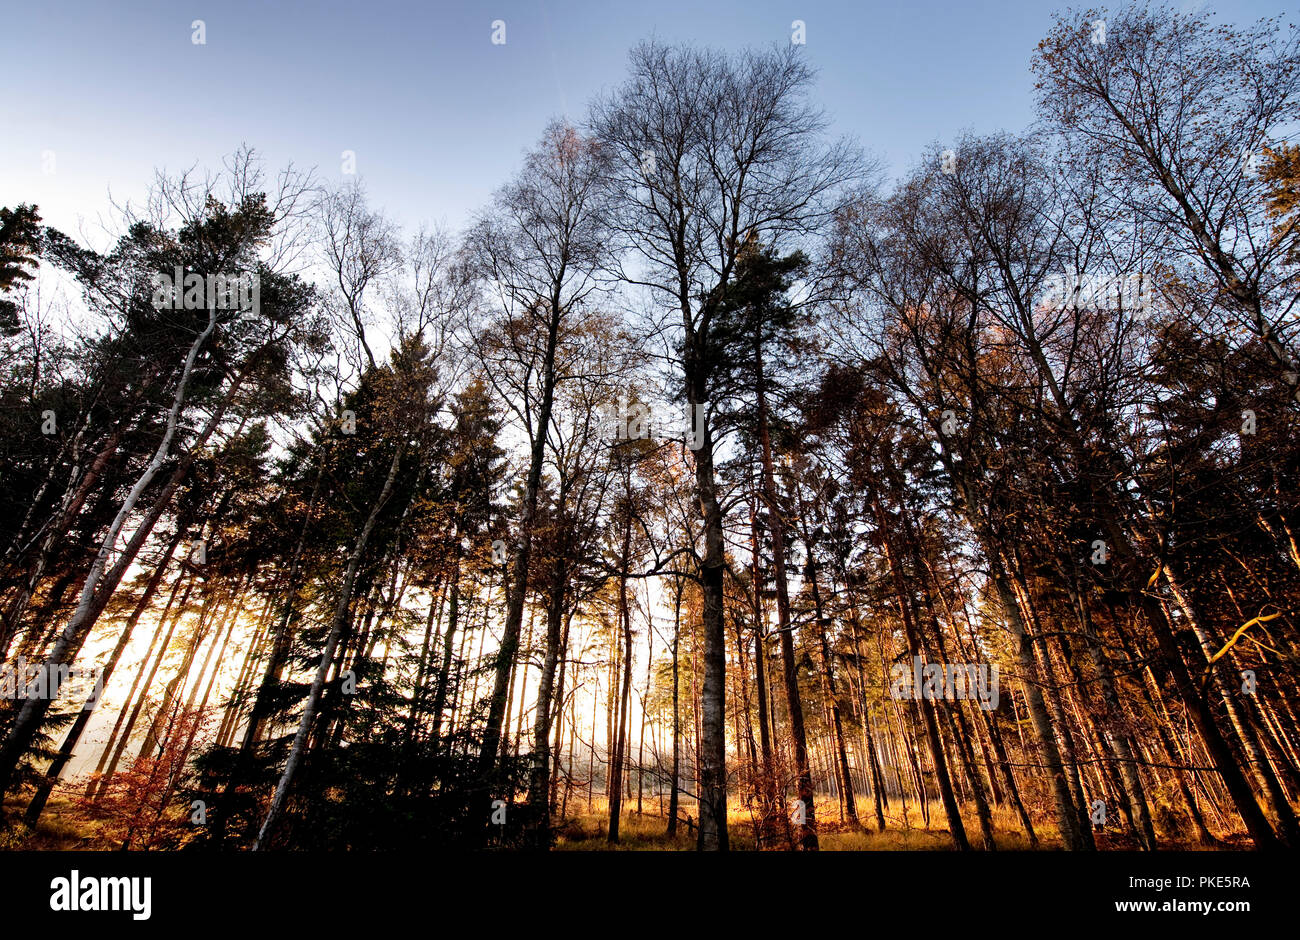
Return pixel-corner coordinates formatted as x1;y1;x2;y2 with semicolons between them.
1;791;106;850
549;794;1256;851
551;795;1045;851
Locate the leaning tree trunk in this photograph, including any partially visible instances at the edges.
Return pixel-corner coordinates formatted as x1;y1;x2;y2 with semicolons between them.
253;440;405;850
0;420;129;658
22;525;186;827
807;554;858;827
212;455;324;845
947;465;1090;850
876;503;969;851
88;574;194;802
0;304;220;803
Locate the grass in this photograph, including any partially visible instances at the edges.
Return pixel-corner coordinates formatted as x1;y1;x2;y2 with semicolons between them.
550;794;1256;851
552;796;1049;850
1;792;103;850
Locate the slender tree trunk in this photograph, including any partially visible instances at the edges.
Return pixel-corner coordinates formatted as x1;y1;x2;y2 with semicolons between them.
805;542;858;827
747;492;780;846
0;304;221;802
477;297;563;780
253;440;405;850
140;586;223;761
89;574;194;802
755;351;817;850
22;526;185;826
667;575;682;837
527;559;566;846
608;511;634;844
550;609;572;815
428;561;461;750
948;469;1090;850
877;507;969;850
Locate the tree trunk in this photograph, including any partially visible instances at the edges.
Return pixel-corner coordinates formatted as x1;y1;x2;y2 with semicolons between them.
0;304;220;802
755;346;817;850
667;574;682;837
22;526;185;826
608;510;634;844
527;558;566;846
877;503;969;850
477;297;563;780
253;440;405;850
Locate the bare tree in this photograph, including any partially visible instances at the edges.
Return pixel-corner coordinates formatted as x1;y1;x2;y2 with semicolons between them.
591;40;862;849
463;120;613;805
1034;5;1300;402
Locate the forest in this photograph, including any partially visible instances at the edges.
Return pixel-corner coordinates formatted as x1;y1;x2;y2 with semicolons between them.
1;4;1299;854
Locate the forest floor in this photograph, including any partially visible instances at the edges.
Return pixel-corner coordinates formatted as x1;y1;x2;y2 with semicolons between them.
1;794;92;850
2;791;1255;851
550;796;1250;851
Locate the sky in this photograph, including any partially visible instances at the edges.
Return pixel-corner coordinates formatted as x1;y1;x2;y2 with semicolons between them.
2;0;1288;249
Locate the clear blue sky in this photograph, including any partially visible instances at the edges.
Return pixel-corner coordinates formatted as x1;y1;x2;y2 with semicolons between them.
1;0;1286;245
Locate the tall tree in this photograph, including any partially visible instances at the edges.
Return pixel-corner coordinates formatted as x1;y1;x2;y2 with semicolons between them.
592;41;861;849
464;121;612;803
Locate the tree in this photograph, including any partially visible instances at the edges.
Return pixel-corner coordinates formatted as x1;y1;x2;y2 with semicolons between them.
592;40;861;850
0;204;42;335
254;335;443;848
1033;5;1300;403
464;121;613;802
0;172;312;808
